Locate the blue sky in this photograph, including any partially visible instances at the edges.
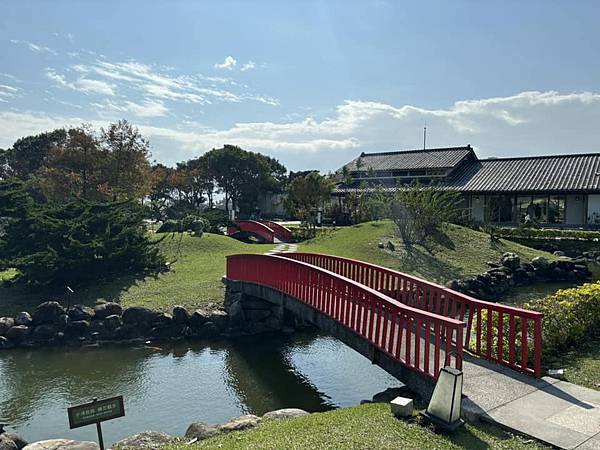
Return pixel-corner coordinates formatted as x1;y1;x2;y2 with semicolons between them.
2;1;600;171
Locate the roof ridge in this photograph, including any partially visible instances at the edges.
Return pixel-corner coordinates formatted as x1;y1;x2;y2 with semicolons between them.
480;152;600;162
359;145;472;157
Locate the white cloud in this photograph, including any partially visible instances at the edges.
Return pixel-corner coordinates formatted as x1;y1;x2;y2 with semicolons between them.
91;99;169;117
2;90;600;169
0;84;23;103
10;39;57;55
214;56;237;70
46;69;116;96
241;61;256;72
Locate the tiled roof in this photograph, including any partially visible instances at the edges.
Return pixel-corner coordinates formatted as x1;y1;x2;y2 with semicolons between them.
446;153;600;192
343;146;474;172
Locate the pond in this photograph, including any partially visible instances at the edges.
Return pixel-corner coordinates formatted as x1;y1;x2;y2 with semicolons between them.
0;332;399;446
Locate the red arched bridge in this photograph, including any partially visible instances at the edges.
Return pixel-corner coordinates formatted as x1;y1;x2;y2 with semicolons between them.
227;220;293;244
225;252;542;384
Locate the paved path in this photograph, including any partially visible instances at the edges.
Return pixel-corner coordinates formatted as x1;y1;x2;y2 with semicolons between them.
462;355;600;449
265;243;297;255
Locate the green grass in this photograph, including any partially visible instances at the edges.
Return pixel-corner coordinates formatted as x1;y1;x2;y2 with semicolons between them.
545;334;600;391
165;403;547;450
0;233;274;316
299;221;555;283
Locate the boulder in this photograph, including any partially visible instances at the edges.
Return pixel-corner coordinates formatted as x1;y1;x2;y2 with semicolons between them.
31;324;56;340
153;313;173;327
22;439;99;450
6;325;31;343
245;309;271;322
103;315;123;331
500;252;521;271
263;408;309;420
219;415;261;433
184;422;218;441
0;336;13;350
0;318;15;336
172;306;190;324
1;433;27;450
113;431;173;449
208;311;228;330
93;302;122;320
67;305;94;322
64;320;90;338
32;302;65;325
0;435;17;450
189;310;209;328
122;307;158;325
54;315;70;331
553;250;566;257
14;312;32;327
531;256;550;271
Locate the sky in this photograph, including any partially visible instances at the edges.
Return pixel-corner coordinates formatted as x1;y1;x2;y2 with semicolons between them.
1;0;600;172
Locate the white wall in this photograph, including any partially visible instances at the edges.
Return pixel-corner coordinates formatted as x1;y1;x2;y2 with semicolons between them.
470;195;485;222
566;195;585;225
587;194;600;224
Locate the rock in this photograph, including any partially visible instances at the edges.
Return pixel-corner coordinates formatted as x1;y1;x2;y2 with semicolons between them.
103;315;123;331
113;431;173;449
54;315;70;331
189;310;209;328
500;252;521;271
548;368;566;380
67;305;94;322
386;241;396;252
1;434;26;450
0;435;17;450
22;439;99;450
6;325;30;343
445;280;460;291
208;311;228;330
32;302;65;325
14;312;32;327
64;320;90;338
0;336;13;350
122;307;158;325
390;396;414;418
219;415;261;433
372;386;408;403
245;309;271;322
32;324;56;340
93;302;122;320
184;422;218;441
378;242;384;249
553;250;566;257
172;306;190;324
152;313;173;327
531;256;550;271
0;318;15;336
263;408;309;420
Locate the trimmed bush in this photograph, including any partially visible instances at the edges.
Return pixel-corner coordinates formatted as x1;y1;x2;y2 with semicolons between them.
525;282;600;356
156;215;209;236
496;227;600;241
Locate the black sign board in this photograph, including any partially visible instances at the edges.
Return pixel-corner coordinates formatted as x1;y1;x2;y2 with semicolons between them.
67;396;125;450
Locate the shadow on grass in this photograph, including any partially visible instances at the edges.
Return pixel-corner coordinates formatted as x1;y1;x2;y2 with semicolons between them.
0;271;155;316
395;245;463;283
544;334;600;391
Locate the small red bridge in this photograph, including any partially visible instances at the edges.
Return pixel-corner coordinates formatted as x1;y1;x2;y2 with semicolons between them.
227;220;293;243
226;252;543;383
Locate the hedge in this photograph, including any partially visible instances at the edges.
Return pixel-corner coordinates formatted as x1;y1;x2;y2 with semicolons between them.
495;227;600;241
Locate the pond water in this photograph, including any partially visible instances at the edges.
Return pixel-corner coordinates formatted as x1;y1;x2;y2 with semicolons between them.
0;332;399;446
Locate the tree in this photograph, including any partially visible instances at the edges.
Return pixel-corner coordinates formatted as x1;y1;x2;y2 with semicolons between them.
0;180;164;286
36;125;106;202
0;129;67;180
101;120;152;201
284;171;334;232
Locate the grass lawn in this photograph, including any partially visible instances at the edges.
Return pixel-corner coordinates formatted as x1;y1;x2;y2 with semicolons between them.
0;233;274;316
299;221;555;284
165;403;547;450
545;334;600;391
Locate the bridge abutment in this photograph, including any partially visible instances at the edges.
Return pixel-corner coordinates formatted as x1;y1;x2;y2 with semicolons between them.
224;279;436;401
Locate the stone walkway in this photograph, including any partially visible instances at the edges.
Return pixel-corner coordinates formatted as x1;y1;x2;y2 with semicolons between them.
265;243;297;255
462;355;600;449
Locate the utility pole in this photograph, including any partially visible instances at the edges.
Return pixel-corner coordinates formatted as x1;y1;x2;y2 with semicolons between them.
423;126;427;150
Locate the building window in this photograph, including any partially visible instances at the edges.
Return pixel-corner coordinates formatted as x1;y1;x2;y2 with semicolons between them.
485;195;515;223
548;196;566;224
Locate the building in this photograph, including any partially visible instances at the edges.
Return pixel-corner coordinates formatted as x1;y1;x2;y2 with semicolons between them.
336;145;600;227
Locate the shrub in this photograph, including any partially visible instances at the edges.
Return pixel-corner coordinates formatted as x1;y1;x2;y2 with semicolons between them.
524;282;600;356
496;227;600;241
156;215;209;236
199;209;229;233
0;180;165;286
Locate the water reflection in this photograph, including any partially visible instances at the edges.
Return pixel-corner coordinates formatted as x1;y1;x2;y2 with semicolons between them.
0;332;398;445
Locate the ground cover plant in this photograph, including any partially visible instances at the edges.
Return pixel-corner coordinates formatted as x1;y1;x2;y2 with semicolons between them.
165;402;548;450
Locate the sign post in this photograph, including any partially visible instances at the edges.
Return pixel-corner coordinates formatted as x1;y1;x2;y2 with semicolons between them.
67;396;125;450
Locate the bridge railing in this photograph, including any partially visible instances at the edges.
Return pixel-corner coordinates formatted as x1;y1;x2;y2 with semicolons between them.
260;220;294;242
227;254;464;380
279;253;543;378
227;220;275;243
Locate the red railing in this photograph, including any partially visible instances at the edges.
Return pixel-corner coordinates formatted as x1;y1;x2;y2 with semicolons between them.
227;220;275;243
280;253;543;378
227;254;464;380
260;220;294;242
